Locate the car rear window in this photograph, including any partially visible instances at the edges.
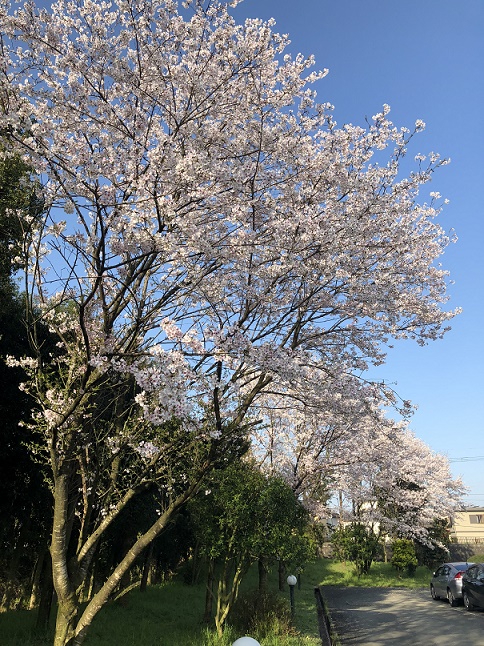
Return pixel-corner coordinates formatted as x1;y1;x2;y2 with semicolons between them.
454;563;473;571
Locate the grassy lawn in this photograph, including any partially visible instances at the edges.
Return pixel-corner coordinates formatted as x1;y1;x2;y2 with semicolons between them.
0;558;433;646
316;559;431;588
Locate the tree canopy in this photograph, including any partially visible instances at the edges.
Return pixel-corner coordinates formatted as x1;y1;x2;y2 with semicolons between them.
0;1;463;644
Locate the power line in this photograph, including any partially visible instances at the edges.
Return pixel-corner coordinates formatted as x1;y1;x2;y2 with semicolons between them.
449;456;484;463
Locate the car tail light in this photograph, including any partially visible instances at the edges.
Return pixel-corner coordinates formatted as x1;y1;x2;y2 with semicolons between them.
454;572;463;580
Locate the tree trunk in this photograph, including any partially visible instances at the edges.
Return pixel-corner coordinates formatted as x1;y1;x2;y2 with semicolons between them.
203;557;215;623
191;541;200;585
71;486;200;646
79;545;98;603
116;534;136;604
29;545;47;610
3;514;32;609
51;472;79;646
278;559;286;591
258;557;268;591
54;595;79;646
48;445;206;646
34;549;54;635
140;543;154;593
214;558;247;637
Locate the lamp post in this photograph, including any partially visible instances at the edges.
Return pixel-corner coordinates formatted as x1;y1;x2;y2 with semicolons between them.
232;638;261;646
287;574;297;618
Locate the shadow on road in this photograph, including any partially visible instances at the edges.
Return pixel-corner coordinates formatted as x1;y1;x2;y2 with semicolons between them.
322;586;484;646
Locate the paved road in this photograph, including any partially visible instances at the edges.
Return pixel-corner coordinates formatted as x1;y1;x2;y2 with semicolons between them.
322;586;484;645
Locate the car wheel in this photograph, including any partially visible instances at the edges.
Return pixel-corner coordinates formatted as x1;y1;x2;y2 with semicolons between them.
447;589;458;607
431;584;440;600
463;591;475;611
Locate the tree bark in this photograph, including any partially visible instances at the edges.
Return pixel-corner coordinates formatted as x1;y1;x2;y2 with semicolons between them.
140;543;154;593
33;548;54;635
258;556;268;591
203;557;215;623
278;559;286;591
214;558;246;637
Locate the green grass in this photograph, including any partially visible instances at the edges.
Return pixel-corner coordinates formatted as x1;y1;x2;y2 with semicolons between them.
317;559;431;588
0;559;431;646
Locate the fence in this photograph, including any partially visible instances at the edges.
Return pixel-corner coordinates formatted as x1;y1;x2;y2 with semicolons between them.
314;587;334;646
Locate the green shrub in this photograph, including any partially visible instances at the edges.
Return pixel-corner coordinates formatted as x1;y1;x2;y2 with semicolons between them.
331;523;383;576
229;589;295;640
391;539;418;575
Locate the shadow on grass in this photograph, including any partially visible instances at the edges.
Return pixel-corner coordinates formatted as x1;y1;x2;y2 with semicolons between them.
0;573;321;646
1;559;423;646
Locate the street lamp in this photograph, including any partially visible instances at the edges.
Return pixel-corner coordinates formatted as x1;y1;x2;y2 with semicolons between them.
287;574;297;617
232;638;261;646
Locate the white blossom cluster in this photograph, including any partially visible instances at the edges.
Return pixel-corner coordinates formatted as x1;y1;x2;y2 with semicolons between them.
0;0;463;546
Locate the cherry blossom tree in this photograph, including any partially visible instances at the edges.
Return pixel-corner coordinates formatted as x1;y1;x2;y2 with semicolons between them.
333;422;466;544
0;0;460;643
250;386;406;515
251;393;466;546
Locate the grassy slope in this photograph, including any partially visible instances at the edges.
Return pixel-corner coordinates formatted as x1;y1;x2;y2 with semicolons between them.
0;559;435;646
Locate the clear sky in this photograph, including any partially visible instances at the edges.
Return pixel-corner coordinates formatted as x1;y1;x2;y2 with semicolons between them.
233;0;484;504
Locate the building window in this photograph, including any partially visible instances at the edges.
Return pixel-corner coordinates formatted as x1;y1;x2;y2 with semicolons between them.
469;515;483;524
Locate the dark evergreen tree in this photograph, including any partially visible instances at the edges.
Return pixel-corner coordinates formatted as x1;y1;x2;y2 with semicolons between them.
415;518;452;569
0;153;51;611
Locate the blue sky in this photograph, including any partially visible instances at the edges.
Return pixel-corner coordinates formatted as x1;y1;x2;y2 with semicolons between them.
234;0;484;504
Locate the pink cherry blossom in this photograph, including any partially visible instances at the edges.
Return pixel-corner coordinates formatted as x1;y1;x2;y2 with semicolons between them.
0;1;462;643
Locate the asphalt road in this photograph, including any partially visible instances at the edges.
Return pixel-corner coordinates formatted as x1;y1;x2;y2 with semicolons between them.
322;586;484;645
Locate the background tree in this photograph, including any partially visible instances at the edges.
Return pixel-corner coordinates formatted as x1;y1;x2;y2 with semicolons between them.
333;421;465;545
414;518;452;570
251;392;398;520
0;151;51;612
331;522;383;576
189;461;311;635
391;538;418;576
0;0;460;643
252;393;465;551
